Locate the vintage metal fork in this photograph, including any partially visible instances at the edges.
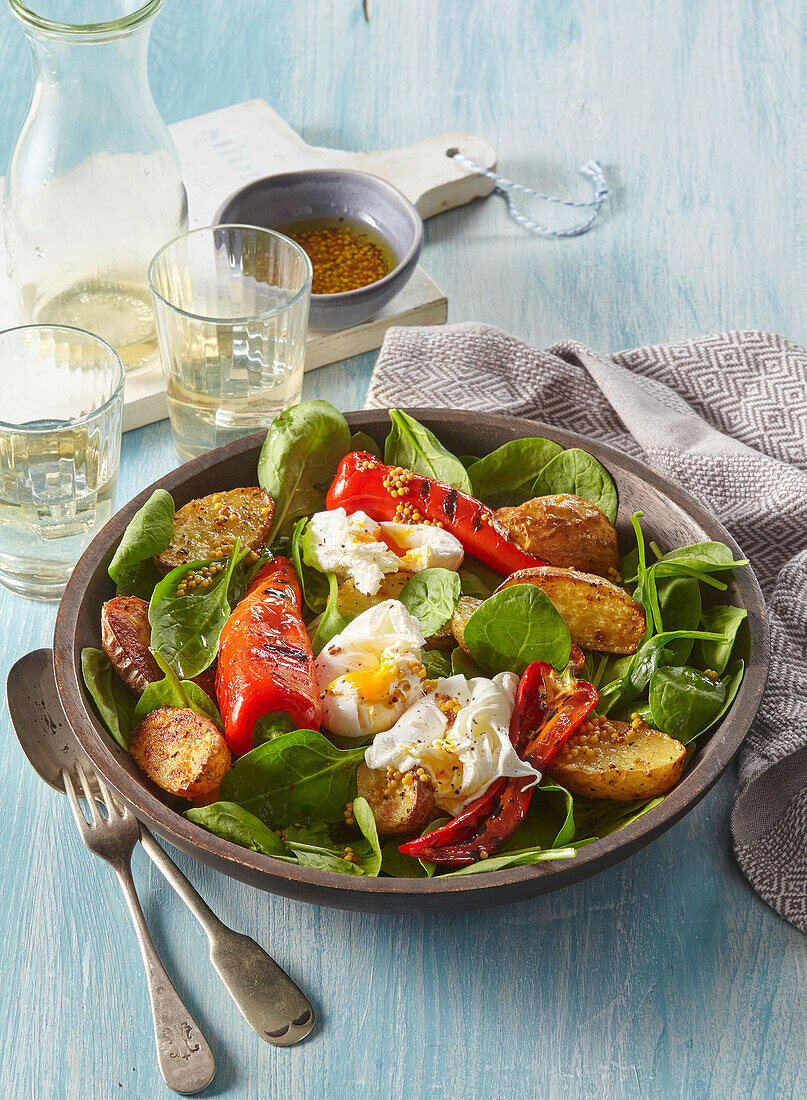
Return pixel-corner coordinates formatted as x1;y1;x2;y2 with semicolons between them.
62;760;216;1096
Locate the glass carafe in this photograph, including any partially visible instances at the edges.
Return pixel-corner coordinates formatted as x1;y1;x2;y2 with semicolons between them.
3;0;188;370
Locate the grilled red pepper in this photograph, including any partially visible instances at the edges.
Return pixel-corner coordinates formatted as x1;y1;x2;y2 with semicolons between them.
399;661;598;865
325;451;544;575
216;557;322;756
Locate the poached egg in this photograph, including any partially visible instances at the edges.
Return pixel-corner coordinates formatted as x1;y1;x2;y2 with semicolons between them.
315;600;426;738
365;673;542;816
304;507;463;596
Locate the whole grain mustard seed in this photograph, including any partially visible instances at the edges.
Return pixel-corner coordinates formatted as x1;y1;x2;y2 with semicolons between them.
279;220;393;294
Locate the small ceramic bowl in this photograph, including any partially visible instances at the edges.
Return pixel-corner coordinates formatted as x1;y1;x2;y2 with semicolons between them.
216;169;424;330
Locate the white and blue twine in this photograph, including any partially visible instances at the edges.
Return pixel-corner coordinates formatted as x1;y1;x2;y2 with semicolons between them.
450;152;609;238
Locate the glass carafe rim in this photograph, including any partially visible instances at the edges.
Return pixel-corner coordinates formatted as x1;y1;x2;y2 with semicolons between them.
6;0;164;39
0;324;125;432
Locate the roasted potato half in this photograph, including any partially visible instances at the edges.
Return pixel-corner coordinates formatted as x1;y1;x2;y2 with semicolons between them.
494;494;619;577
545;717;686;800
337;571;411;617
497;566;645;654
356;762;436;836
157;487;274;572
101;595;161;695
451;595;483;655
101;595;217;698
423;622;455;650
130;707;231;798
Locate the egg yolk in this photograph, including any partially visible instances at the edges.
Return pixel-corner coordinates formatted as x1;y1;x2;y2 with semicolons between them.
336;661;399;701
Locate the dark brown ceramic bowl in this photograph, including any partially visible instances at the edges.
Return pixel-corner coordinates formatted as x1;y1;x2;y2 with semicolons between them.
53;410;768;913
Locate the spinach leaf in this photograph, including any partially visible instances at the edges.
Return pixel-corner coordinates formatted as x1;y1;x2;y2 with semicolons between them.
697;604;748;674
655;575;702;663
399;567;461;637
352;796;382;876
309;573;350;656
184;802;289;858
291;517;329;614
108;488;175;599
283;821;335;847
416;817;452;876
569;794;665;841
149;541;242;679
463;584;571;675
253;712;298;747
458;559;503;599
349;430;381;459
619;547;639;588
652;541;749;576
384;409;471;493
243;546;274;588
598;628;727;713
451;647;484;679
382;817;451;878
531;448;618;523
632;512;664;638
219;729;366;827
132;654;222;729
468;437;564;508
381;839;429;878
80;648;134;750
258;400;352;539
283;820;378;876
422;649;453;680
700;659;745;737
498;781;575;853
113;559;163;602
649;666;727;742
459;454;479;470
442;846;577;876
226;549;255;608
286;845;365;875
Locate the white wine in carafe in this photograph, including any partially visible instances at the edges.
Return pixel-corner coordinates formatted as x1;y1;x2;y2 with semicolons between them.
36;279;158;370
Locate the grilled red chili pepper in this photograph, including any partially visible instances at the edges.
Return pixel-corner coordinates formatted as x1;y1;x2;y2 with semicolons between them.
325;451;544;575
399;661;598;865
216;557;322;756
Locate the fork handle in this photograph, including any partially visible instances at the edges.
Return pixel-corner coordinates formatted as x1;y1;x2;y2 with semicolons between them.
114;863;216;1094
139;829;315;1046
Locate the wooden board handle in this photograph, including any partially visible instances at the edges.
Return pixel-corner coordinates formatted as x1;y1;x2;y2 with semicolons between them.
356;132;497;219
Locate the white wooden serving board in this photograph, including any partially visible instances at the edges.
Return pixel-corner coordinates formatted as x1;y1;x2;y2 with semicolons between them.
0;99;496;432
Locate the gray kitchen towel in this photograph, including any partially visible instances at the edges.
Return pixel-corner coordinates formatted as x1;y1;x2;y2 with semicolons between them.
366;323;807;932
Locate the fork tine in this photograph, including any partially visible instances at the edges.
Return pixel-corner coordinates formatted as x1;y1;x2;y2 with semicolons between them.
94;770;125;819
62;768;91;837
75;761;99;825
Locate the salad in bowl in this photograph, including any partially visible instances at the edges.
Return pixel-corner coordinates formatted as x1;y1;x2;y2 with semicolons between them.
81;401;751;880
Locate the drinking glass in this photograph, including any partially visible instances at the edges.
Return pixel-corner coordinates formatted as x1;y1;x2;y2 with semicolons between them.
148;224;312;461
0;325;124;600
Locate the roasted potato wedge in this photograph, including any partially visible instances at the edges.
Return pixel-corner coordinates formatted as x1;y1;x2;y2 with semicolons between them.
130;707;231;797
157;487;274;572
545;717;686;800
451;595;483;655
494;494;619;577
356;762;436;836
423;619;455;650
497;566;645;654
337;571;411;618
101;595;161;695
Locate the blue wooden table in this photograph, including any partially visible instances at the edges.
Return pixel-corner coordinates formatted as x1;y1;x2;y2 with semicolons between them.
2;2;805;1097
